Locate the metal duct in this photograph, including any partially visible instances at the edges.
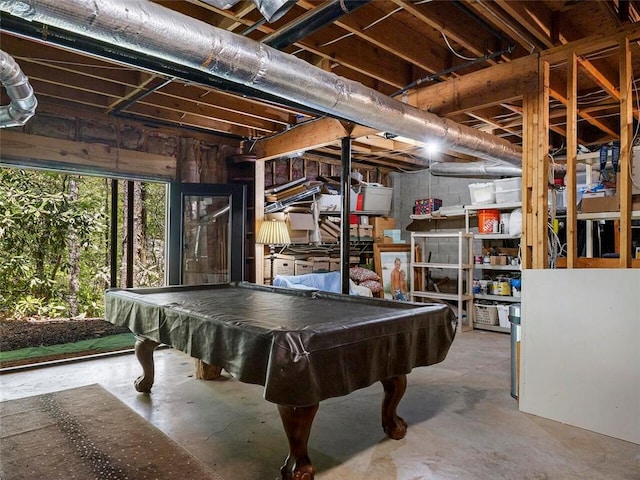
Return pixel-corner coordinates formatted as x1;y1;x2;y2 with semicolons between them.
198;0;241;10
0;49;37;128
429;160;522;178
254;0;296;23
262;0;369;50
198;0;295;23
0;0;522;164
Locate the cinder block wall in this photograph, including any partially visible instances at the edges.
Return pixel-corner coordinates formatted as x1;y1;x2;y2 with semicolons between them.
389;170;487;264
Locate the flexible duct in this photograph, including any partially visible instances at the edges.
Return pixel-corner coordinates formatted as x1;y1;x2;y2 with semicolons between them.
262;0;369;49
198;0;295;23
0;49;37;128
429;160;522;178
0;0;522;164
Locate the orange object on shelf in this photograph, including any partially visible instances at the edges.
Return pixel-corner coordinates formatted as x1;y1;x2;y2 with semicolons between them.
478;209;500;234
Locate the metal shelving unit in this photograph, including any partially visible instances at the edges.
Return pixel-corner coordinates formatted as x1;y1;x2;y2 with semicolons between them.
410;232;474;333
465;202;522;333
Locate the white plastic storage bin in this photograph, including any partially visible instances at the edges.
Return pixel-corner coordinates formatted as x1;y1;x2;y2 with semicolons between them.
493;177;522;192
493;177;522;204
495;188;522;203
361;185;392;212
468;182;496;204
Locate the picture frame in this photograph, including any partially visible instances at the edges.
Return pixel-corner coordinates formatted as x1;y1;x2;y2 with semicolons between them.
373;243;412;301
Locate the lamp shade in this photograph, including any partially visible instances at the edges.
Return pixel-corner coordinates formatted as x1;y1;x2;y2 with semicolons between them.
256;219;291;245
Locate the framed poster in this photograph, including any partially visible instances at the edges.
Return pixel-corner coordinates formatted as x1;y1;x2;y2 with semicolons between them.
373;243;411;301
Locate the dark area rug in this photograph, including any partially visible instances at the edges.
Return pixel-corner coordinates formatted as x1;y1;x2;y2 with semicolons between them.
0;384;224;480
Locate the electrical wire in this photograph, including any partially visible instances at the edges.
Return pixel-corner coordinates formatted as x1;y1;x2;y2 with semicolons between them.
441;32;476;61
630;74;640;189
547;221;566;269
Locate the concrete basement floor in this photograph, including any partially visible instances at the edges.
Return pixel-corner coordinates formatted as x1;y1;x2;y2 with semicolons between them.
1;330;638;479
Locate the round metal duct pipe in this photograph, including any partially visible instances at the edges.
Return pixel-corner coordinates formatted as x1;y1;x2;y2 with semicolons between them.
0;0;521;164
0;49;37;128
429;160;522;178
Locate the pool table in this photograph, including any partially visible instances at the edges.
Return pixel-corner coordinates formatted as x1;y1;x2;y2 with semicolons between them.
105;282;456;480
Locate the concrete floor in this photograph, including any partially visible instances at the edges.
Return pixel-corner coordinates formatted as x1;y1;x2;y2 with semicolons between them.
1;330;638;480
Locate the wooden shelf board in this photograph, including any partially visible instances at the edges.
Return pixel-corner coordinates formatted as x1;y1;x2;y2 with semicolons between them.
411;291;473;301
474;294;521;302
473;323;510;333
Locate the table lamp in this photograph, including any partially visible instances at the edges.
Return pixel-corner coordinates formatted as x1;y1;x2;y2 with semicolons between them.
256;213;291;284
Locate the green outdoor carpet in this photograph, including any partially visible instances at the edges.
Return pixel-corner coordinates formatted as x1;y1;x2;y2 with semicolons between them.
0;333;135;366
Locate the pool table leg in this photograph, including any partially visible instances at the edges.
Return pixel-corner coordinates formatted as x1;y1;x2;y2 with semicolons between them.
381;374;408;440
277;403;319;480
134;336;160;393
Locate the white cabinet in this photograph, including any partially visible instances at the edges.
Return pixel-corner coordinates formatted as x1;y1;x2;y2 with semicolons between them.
464;202;522;333
410;232;474;333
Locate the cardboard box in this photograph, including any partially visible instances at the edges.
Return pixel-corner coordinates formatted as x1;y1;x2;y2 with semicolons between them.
581;190;619;213
264;254;295;280
287;212;315;244
372;216;396;242
490;255;508;265
312;261;330;272
349;224;359;241
329;258;340;272
358;225;373;241
294;260;314;275
578;176;640;213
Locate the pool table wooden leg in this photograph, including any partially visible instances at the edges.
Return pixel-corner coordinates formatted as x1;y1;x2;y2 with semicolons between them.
277;403;319;480
381;374;408;440
134;336;160;393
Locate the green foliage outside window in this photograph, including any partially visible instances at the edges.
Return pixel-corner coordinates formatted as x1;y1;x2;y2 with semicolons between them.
0;168;166;319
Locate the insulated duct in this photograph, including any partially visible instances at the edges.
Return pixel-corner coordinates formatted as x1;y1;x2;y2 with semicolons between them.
0;0;522;164
262;0;369;50
0;49;37;128
199;0;295;23
429;160;522;178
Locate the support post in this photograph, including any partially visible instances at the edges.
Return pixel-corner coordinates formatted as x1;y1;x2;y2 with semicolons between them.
341;136;352;295
110;179;118;287
566;53;578;268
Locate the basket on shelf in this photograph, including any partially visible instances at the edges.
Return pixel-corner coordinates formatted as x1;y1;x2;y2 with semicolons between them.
474;303;498;325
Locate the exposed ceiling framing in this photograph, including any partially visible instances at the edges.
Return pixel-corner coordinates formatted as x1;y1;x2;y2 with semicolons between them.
1;0;639;170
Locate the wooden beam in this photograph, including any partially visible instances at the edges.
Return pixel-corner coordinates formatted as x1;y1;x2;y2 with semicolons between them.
577;57;640;120
556;257;640;268
0;131;176;180
495;0;555;49
534;59;550;269
522;60;550;270
541;21;640;63
125;102;255;137
249;118;351;161
390;0;497;64
408;55;538;116
521;92;535;270
619;36;633;267
465;111;522;139
297;0;452;76
566;53;578;268
548;85;619;138
130;93;281;133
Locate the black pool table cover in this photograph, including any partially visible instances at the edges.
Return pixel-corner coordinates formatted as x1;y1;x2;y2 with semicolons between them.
105;282;456;406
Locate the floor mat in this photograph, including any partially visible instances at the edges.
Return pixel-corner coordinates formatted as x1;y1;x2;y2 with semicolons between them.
0;384;224;480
